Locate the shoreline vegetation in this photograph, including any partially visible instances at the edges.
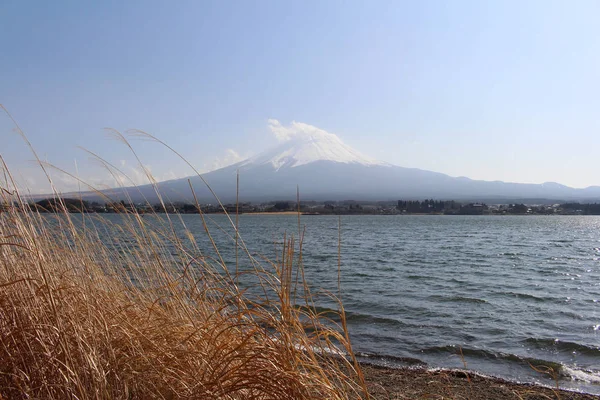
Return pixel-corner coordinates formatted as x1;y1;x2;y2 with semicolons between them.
0;189;370;399
0;124;367;399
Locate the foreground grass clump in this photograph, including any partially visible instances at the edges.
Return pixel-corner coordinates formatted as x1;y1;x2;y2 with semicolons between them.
0;191;366;399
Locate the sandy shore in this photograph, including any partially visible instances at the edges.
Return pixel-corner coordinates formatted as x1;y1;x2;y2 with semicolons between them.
360;364;600;399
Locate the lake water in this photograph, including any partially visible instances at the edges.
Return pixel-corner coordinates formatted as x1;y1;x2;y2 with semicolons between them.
107;214;600;394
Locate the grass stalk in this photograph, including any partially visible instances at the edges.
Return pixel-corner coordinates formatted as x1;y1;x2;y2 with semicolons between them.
0;117;368;399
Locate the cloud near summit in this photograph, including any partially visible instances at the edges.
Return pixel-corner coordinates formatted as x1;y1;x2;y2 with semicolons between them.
267;119;339;142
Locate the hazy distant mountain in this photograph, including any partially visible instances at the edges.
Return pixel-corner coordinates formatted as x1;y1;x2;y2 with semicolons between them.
94;131;600;204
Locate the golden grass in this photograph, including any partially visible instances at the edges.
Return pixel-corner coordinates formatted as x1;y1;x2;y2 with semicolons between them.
0;116;368;399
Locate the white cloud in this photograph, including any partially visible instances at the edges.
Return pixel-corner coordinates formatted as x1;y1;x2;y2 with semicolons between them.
17;152;245;194
202;148;246;173
268;119;337;142
23;161;172;194
159;169;184;181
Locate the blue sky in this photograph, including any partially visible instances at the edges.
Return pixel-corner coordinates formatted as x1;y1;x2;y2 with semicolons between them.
1;0;599;193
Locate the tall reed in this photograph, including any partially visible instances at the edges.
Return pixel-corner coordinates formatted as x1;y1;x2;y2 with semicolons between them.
0;123;368;399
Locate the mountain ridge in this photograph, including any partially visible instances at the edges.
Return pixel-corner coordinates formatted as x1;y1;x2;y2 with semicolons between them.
63;132;600;203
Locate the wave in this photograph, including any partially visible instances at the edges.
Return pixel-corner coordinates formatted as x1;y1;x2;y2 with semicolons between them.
345;312;409;329
348;272;375;278
524;338;600;356
429;294;488;304
354;351;426;366
419;345;563;371
294;306;410;329
406;274;433;281
562;366;600;384
504;291;549;302
356;346;600;386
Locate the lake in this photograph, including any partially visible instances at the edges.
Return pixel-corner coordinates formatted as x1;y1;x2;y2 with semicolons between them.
104;214;600;394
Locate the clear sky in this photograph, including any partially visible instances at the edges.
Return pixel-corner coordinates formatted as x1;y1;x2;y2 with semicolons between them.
1;0;599;193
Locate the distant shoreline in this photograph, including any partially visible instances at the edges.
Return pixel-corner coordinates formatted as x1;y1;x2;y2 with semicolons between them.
205;212;584;216
20;210;600;216
240;211;300;215
19;198;600;216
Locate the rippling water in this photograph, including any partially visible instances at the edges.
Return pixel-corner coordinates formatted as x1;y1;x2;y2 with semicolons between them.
103;214;600;394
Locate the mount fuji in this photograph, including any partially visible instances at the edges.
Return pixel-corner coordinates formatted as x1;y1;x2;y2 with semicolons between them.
100;126;600;203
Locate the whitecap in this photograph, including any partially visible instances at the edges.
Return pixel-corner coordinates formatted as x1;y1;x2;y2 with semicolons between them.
562;366;600;384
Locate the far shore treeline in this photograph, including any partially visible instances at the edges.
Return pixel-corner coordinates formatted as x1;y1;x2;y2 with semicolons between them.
5;198;600;216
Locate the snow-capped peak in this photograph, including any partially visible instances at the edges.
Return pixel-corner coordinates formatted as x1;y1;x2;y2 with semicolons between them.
245;121;387;170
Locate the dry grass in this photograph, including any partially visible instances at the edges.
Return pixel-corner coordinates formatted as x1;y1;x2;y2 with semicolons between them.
0;118;368;399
